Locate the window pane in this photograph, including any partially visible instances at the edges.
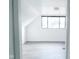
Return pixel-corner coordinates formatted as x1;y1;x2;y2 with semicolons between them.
41;17;47;28
48;17;59;28
60;17;66;28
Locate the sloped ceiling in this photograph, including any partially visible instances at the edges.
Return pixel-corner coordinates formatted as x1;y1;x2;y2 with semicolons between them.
19;0;66;26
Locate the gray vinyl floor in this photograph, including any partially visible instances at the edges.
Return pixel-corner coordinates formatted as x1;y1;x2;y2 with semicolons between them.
22;43;66;59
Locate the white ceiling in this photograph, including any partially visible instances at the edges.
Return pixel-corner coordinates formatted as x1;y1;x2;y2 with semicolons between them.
18;0;67;25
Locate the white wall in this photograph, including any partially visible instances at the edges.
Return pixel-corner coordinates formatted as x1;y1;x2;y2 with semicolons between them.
24;16;66;41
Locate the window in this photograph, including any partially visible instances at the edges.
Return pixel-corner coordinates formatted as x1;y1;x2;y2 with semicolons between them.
41;16;66;29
